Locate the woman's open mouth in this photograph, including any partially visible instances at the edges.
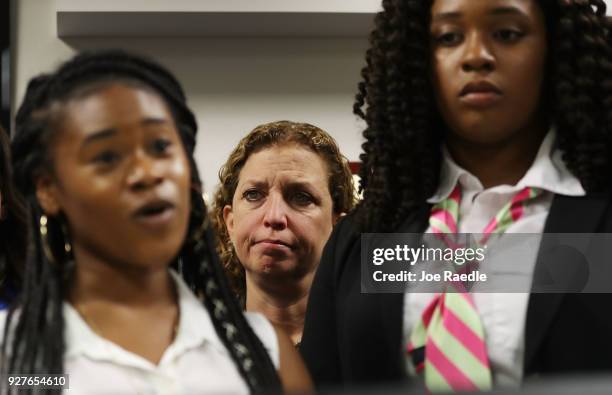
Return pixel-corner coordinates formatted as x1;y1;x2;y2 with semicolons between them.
132;200;176;229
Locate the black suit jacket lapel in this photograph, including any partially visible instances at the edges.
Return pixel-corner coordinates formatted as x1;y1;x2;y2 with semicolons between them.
524;192;610;374
374;205;430;380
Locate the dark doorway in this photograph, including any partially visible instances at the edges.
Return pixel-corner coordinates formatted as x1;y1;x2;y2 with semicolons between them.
1;0;10;132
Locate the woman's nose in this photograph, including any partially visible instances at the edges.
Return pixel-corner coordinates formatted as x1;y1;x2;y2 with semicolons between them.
126;150;164;191
461;32;496;73
262;193;288;231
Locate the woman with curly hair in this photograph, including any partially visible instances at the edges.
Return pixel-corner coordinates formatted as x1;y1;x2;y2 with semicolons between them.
0;50;312;394
213;121;355;347
0;124;28;309
301;0;612;392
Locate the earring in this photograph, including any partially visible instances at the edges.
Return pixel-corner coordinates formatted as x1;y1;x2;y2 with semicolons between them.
40;214;73;264
60;221;72;255
40;214;56;264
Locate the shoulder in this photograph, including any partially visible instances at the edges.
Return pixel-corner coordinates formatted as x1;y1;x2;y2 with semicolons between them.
244;312;280;369
328;209;428;268
333;211;361;245
325;212;362;274
172;270;280;368
546;191;612;232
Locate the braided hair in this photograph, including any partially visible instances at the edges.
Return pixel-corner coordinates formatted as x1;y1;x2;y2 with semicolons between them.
354;0;612;233
1;50;282;394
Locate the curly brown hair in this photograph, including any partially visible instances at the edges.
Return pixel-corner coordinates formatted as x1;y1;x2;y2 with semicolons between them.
212;120;356;302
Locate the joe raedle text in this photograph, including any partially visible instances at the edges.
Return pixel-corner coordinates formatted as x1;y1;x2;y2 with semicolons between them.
372;269;487;283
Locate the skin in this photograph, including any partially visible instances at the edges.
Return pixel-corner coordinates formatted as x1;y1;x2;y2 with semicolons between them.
223;144;338;344
37;82;191;364
36;83;312;392
430;0;549;188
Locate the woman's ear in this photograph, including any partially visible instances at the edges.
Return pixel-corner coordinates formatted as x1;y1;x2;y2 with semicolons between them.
223;205;234;237
36;175;61;216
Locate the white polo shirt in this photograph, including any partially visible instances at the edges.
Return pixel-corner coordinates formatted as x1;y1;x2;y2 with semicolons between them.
1;271;279;394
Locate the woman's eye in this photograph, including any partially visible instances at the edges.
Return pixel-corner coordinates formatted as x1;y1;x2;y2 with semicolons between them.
243;189;264;202
494;29;524;43
151;138;172;155
92;151;120;166
291;192;314;206
435;31;463;46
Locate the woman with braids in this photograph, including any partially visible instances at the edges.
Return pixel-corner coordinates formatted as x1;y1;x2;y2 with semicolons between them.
0;124;28;309
301;0;612;392
0;50;312;394
212;121;355;347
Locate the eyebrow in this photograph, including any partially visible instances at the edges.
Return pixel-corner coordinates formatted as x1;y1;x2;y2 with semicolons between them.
489;6;528;17
432;6;528;22
283;180;317;193
141;117;170;127
82;128;117;147
81;117;171;148
241;180;267;189
240;179;317;191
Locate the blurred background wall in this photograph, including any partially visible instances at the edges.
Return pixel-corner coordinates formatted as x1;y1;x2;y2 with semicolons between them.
11;0;377;197
11;0;612;196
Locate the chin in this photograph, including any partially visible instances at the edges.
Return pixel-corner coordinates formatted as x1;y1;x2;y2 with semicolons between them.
130;245;182;269
452;126;516;147
254;259;313;281
259;261;292;274
453;115;521;141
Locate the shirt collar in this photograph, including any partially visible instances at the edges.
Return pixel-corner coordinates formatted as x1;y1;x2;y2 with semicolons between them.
64;269;226;366
428;129;586;203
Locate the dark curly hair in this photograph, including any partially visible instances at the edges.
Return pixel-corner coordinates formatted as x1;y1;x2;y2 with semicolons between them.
0;125;28;306
1;50;281;394
212;120;356;301
354;0;612;232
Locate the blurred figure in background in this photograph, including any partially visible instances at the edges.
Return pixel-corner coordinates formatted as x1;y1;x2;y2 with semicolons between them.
213;121;355;346
1;50;311;394
0;124;28;309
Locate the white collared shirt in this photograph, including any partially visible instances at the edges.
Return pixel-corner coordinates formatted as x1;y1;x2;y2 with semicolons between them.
403;130;585;387
1;271;279;394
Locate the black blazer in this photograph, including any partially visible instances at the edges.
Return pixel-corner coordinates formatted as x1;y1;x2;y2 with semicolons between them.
300;193;612;387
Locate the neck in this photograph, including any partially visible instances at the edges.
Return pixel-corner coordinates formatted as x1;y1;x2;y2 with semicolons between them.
245;271;313;345
446;123;548;189
69;244;176;308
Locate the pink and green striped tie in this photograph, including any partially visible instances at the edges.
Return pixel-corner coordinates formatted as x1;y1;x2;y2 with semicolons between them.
407;184;541;392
